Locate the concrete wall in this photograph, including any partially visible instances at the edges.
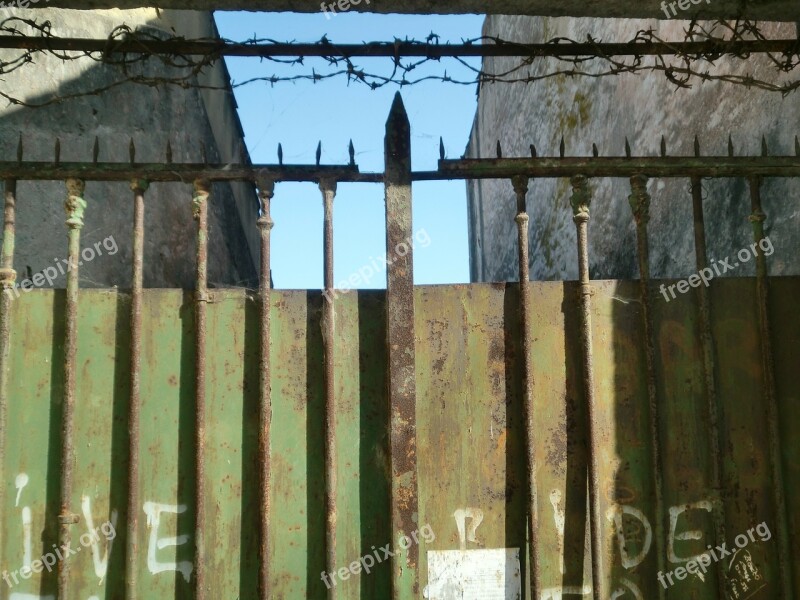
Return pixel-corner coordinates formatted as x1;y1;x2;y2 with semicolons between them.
467;16;800;283
0;8;258;289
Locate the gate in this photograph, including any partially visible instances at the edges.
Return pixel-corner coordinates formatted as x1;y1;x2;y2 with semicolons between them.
0;93;797;599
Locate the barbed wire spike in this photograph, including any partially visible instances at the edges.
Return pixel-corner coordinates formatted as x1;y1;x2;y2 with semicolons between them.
624;137;631;158
93;136;99;164
316;141;322;166
660;135;667;157
348;139;355;166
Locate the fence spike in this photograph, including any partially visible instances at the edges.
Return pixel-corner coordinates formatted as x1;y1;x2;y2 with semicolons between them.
316;141;322;166
728;134;734;157
694;135;701;157
660;135;667;157
278;143;283;165
348;139;355;166
496;140;502;159
129;138;135;164
16;132;22;163
559;136;565;158
93;136;99;164
439;137;445;161
624;137;631;158
592;143;599;158
530;144;537;157
54;137;60;165
761;135;768;156
166;140;173;164
795;135;800;157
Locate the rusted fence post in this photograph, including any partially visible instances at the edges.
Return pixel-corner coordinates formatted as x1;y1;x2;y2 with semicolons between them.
256;178;275;599
627;175;667;600
748;176;794;600
0;178;16;574
569;175;603;600
384;93;419;599
59;177;86;599
126;178;148;600
511;175;541;599
192;179;210;600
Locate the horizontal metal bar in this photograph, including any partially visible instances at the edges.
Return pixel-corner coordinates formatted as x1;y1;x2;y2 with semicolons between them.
1;35;798;59
2;156;800;184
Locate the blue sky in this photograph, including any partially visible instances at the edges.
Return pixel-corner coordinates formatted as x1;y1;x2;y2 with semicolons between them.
214;12;484;289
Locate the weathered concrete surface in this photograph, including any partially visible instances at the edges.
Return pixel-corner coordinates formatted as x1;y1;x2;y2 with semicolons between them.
467;16;800;282
0;9;258;289
19;0;800;21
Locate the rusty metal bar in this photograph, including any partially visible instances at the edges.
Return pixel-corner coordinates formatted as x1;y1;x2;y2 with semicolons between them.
627;175;667;600
320;177;338;600
384;93;419;599
192;179;210;600
511;175;541;598
569;175;603;600
256;178;275;599
126;178;148;600
0;178;17;573
59;177;85;599
0;34;797;58
689;175;727;599
748;176;794;600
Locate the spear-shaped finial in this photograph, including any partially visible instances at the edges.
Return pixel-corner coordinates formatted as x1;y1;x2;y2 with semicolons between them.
16;132;22;163
54;137;60;165
348;139;355;166
278;143;283;165
93;136;99;164
559;136;565;158
660;135;667;157
316;141;322;166
530;144;537;157
166;140;173;164
694;135;700;157
728;134;734;157
624;137;631;158
439;137;445;161
496;140;502;159
592;143;598;158
129;138;135;164
761;135;768;156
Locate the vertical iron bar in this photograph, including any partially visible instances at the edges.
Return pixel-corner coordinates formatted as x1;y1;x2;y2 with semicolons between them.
748;176;793;600
511;175;541;598
257;178;275;599
627;175;667;600
59;178;86;599
320;177;338;600
689;176;727;600
126;178;148;600
192;179;210;600
385;93;419;599
569;175;602;600
0;179;17;573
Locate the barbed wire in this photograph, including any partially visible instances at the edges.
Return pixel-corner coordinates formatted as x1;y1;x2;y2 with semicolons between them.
0;16;798;108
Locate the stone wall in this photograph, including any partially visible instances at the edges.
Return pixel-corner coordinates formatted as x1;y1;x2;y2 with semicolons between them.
467;16;800;283
0;8;258;289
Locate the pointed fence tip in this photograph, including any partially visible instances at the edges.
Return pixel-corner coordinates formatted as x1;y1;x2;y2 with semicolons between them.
166;140;173;164
559;136;565;158
694;135;700;157
92;136;99;164
54;137;60;164
388;92;408;121
761;135;768;156
592;143;599;158
660;135;667;157
496;140;502;159
348;139;355;166
624;137;631;158
129;138;135;164
439;137;445;161
16;132;22;163
278;143;283;165
530;143;537;158
316;141;322;166
728;134;734;157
